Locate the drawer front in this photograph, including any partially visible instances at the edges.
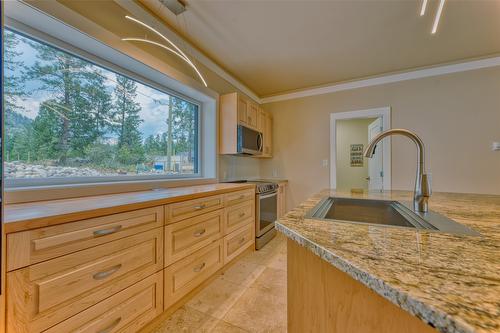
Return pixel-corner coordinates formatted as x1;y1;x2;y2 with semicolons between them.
224;200;255;235
165;210;224;266
164;240;223;309
7;229;163;333
224;189;255;207
7;206;163;271
44;271;163;333
224;223;254;264
165;195;223;224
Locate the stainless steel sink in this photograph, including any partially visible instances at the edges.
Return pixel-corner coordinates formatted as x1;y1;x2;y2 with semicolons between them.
306;197;480;236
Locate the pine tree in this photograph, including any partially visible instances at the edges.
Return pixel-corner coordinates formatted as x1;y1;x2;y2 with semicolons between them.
112;75;144;166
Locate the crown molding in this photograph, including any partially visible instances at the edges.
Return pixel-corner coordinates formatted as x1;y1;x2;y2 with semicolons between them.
261;56;500;104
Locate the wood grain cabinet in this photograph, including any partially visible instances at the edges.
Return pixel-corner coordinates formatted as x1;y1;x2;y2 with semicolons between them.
164;239;224;309
5;186;256;333
7;228;163;333
220;92;273;157
7;206;164;271
43;271;163;333
278;182;288;218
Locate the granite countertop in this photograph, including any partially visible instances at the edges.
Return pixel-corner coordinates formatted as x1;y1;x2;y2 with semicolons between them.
276;189;500;333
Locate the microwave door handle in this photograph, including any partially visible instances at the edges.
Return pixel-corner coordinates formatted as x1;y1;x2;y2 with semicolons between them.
257;133;263;152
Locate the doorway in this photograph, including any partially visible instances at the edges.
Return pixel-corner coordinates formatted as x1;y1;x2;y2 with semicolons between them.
330;107;391;191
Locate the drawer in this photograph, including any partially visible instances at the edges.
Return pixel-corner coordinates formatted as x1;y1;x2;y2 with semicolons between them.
164;239;224;309
44;271;163;333
224;200;255;235
165;195;223;224
7;206;163;271
224;189;255;207
165;210;224;266
223;223;254;264
7;228;163;333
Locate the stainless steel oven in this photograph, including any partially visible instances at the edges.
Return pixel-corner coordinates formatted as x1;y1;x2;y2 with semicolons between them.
255;188;278;249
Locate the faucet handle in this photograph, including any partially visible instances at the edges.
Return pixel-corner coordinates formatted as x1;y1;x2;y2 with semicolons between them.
422;173;432;197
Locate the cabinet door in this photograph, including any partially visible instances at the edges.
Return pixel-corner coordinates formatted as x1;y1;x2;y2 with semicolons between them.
257;109;266;133
238;96;248;125
247;103;258;128
264;113;273;156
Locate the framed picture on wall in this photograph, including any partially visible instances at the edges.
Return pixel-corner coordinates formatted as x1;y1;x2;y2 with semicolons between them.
350;144;364;167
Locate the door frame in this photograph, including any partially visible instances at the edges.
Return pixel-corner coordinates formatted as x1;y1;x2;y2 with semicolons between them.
330;107;392;190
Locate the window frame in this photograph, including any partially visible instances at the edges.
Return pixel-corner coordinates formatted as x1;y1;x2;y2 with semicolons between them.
4;25;204;189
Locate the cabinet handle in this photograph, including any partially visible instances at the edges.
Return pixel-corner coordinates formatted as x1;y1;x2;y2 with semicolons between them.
93;264;122;280
193;229;206;237
238;237;246;244
239;212;246;218
193;262;206;272
194;204;206;210
98;317;122;333
93;225;122;237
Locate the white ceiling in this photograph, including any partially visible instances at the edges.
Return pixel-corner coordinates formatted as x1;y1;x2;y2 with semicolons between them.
140;0;500;97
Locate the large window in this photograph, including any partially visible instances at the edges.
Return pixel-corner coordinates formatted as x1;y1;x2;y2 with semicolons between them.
4;29;200;184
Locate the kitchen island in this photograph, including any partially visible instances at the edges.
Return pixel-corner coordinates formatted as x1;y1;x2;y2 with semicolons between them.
276;190;499;333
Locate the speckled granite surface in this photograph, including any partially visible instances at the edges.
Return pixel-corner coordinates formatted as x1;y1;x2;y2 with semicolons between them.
276;190;500;333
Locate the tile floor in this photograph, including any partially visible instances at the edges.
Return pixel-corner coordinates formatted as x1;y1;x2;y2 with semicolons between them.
151;233;288;333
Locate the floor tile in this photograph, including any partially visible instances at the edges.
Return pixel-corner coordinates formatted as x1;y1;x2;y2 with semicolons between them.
219;260;266;287
251;267;287;297
222;286;287;333
185;276;248;319
151;306;219;332
209;321;250;332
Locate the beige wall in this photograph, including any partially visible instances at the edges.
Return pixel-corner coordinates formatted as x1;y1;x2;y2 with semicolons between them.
336;118;375;191
261;67;500;209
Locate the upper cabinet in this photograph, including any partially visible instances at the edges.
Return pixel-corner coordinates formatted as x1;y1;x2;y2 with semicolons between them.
219;92;272;157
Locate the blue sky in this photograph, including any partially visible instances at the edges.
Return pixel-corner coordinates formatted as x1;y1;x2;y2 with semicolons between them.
7;30;187;141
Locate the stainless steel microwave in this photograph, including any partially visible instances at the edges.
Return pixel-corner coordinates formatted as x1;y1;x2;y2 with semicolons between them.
237;125;263;155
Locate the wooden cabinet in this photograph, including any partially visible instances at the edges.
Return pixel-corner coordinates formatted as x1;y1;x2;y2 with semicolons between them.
164;239;224;309
278;182;288;218
223;223;254;264
5;186;256;333
7;229;163;333
44;271;163;333
220;92;272;157
7;206;164;271
165;210;224;266
165;194;223;224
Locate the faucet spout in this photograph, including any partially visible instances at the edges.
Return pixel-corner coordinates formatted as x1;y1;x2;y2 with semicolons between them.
364;129;431;212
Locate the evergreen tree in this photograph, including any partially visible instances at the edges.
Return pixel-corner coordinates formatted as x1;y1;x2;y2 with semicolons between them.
112;75;144;165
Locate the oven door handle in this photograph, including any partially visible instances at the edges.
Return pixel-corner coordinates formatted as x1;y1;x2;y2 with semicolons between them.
259;191;277;199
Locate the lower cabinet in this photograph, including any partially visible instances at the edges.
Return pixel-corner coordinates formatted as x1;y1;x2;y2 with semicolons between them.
223;223;255;264
44;271;163;333
164;239;224;309
6;188;256;333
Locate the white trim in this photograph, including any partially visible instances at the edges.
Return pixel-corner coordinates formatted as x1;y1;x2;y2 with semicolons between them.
262;56;500;103
114;0;260;103
330;107;391;191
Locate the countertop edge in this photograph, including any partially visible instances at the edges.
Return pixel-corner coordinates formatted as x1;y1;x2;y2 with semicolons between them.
276;221;476;333
4;183;256;233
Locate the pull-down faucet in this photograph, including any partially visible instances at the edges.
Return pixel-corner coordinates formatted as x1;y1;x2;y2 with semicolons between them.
364;129;431;213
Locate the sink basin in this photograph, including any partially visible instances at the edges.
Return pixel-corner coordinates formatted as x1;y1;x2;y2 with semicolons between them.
306;197;480;236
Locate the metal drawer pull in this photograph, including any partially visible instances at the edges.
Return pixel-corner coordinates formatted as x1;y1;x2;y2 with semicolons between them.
98;317;122;333
238;237;246;244
194;204;206;210
239;212;246;218
193;262;206;272
193;229;206;237
93;225;122;237
93;264;122;280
